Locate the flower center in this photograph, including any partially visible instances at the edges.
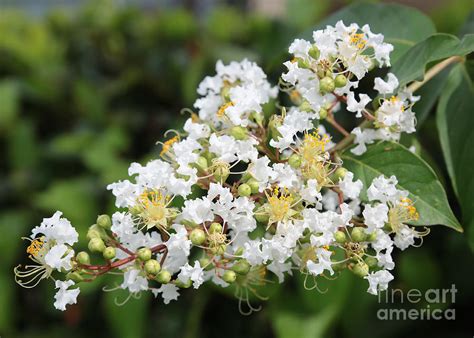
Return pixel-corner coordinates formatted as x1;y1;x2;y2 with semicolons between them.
389;197;419;229
137;190;173;229
350;32;367;49
267;188;294;223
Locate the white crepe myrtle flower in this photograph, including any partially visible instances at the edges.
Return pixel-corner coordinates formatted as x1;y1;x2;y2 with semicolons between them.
16;21;437;311
54;280;80;311
365;270;394;295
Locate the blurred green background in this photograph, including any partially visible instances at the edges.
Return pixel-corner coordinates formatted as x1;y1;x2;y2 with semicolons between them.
0;0;473;337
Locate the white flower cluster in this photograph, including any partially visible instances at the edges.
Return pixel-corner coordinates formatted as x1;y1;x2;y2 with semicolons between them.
16;21;428;312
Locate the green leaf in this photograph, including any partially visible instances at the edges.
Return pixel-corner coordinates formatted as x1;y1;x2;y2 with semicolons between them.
0;80;20;130
308;3;436;63
391;33;474;88
341;141;462;231
436;64;474;248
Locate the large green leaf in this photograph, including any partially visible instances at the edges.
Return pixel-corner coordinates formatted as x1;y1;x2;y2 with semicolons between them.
342;141;461;232
391;33;474;88
307;3;436;63
436;64;474;248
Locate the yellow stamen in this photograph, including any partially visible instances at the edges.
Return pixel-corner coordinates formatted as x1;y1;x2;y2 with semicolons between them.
350;32;367;49
266;188;294;223
217;101;234;118
160;136;179;156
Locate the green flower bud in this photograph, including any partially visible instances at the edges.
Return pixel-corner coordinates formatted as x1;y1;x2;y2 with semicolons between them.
288;154;302;169
352;261;369;277
334;167;348;181
137;247;152;261
299;100;312;112
144;259;161;275
86;224;106;240
319;77;335;94
308;45;320;60
76;251;90;265
365;256;378;268
335;74;347;88
199;257;213;271
222;270;237;283
255;210;269;224
195;156;208;172
230;126;248;140
238;183;252;197
210;244;227;255
366;232;377;242
231;259;251;275
88;238;106;253
190;228;206;245
129;205;142;216
156;270;171;284
175;278;193;289
103;246;116;260
66;271;84;283
97;214;111;230
209;222;222;234
351;227;367;242
334;230;347;244
296;58;310;69
247;179;260;194
319;107;328;120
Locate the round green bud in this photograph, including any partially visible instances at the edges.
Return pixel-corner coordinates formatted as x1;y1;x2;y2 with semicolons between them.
209;222;222;234
366;232;377;242
335;74;347;88
88;238;106;253
365;256;378;268
97;214;111;230
319;107;328;120
144;259;161;275
334;167;348;181
247;179;260;194
66;271;84;283
137;247;152;261
199;257;213;271
308;45;320;60
190;228;206;245
288;154;302;169
222;270;237;283
175;278;192;289
238;183;252;197
195;156;208;172
319;77;335;94
156;270;171;284
352;262;369;277
210;244;227;255
255;211;269;224
296;58;310;69
76;251;90;265
231;259;251;275
129;205;142;216
299;100;312;112
351;227;367;242
334;230;347;244
103;246;116;260
86;224;105;240
230;126;248;140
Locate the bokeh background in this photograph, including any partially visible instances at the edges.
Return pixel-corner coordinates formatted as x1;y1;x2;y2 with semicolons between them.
0;0;473;337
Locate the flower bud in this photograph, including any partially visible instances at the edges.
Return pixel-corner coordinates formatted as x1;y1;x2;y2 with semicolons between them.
230;126;248;140
319;77;335;94
175;278;192;289
156;270;171;284
296;58;310;69
209;222;222;234
190;228;206;245
66;271;84;283
222;270;237;283
231;259;251;275
364;256;378;268
334;167;348;181
97;214;111;230
86;224;107;240
319;107;328;120
88;238;106;253
144;259;161;275
351;227;367;242
103;246;116;260
299;100;312;112
247;179;260;194
210;244;227;255
238;183;252;197
334;74;347;88
366;232;377;242
334;230;347;244
76;251;90;265
308;45;320;60
199;257;213;271
255;211;269;224
288;154;302;169
137;247;152;261
234;247;244;256
352;261;369;277
195;156;208;172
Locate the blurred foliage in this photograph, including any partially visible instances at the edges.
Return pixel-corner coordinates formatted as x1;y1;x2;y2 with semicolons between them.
0;1;473;338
